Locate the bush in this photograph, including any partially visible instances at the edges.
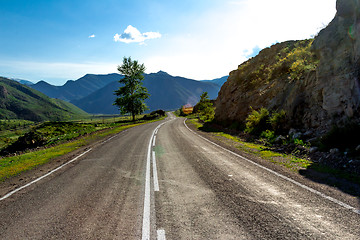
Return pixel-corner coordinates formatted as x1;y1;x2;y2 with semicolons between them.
269;110;287;134
245;108;271;136
141;113;159;120
150;109;165;116
260;130;276;144
199;105;215;122
293;138;308;147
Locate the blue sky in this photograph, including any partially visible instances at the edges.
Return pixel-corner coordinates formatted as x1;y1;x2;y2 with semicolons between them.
0;0;336;85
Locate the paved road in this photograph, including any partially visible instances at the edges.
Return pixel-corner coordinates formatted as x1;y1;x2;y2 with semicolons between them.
0;113;359;239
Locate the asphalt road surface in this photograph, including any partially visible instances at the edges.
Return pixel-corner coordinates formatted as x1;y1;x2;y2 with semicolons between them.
0;112;359;239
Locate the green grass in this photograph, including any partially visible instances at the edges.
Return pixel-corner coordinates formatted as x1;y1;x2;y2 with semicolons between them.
0;115;143;151
0;117;163;181
0;120;37;149
0;77;89;121
213;130;312;171
190;119;313;171
72;115;132;123
189;118;360;185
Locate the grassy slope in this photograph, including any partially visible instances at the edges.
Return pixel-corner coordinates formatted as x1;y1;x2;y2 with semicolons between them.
234;39;317;88
0;116;164;181
0;77;88;121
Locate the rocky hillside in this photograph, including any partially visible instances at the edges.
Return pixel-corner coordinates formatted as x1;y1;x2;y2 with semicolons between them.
0;77;88;121
215;0;360;137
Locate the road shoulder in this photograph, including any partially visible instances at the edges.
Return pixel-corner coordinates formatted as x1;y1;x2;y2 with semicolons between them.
184;118;360;210
0;119;163;199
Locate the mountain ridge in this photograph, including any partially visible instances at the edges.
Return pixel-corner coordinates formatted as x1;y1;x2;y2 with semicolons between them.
71;72;222;114
31;73;121;101
31;71;227;114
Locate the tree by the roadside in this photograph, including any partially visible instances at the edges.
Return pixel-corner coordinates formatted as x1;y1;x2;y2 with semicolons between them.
196;92;215;122
114;57;150;121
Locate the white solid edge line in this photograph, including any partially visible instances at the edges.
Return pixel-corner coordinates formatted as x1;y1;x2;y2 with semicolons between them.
153;135;157;147
152;151;159;192
183;119;360;215
0;148;92;201
142;131;153;240
142;120;168;240
157;229;166;240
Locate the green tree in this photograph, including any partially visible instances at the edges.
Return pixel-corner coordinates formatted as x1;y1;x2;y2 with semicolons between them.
114;57;150;121
197;92;215;122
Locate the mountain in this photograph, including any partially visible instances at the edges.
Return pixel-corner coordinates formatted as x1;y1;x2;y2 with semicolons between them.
71;71;221;114
10;78;34;86
31;73;120;101
203;76;228;87
0;77;88;121
215;0;360;137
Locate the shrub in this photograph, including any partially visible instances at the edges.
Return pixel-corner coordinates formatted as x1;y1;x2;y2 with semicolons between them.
286;40;318;81
293;138;308;147
269;110;287;134
200;105;215;122
260;130;276;144
245;108;271;136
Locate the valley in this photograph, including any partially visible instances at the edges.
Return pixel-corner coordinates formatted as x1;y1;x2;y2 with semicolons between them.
0;113;358;240
31;71;226;114
1;0;360;239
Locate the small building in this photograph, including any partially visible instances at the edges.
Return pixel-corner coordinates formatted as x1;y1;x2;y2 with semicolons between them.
182;104;193;115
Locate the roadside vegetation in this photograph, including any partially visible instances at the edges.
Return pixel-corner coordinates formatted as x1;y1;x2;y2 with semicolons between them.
181;92;360;191
0;119;35;150
236;39;318;88
0;114;164;181
187;117;360;188
175;91;215;122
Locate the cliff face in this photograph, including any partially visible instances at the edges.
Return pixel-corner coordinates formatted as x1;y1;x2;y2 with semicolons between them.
215;0;360;134
311;0;360;126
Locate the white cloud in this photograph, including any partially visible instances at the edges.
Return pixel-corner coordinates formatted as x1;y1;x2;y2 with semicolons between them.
88;34;96;38
114;25;161;44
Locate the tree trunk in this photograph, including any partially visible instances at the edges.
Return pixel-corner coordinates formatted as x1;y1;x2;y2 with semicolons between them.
132;112;136;122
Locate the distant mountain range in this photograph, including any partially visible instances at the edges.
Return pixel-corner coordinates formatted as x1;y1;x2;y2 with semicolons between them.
32;73;120;101
31;71;228;114
203;76;228;87
0;77;88;121
10;78;34;86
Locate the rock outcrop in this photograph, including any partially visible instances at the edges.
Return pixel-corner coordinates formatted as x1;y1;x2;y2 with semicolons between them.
311;0;360;126
215;0;360;135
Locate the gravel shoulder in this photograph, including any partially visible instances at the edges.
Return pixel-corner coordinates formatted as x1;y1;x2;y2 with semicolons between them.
184;118;360;211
